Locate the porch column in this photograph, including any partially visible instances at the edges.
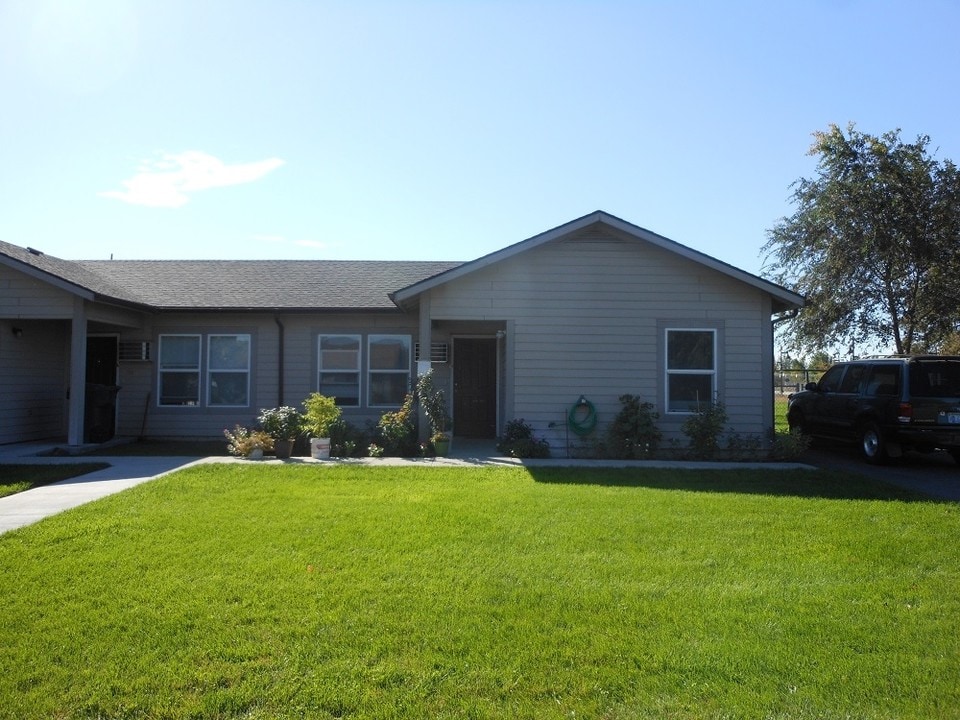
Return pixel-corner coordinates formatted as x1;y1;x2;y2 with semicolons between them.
67;297;88;446
417;295;432;443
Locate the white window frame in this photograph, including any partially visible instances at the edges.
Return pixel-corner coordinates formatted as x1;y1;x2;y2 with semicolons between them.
367;334;411;408
665;328;717;414
207;334;251;407
157;334;201;407
318;334;361;407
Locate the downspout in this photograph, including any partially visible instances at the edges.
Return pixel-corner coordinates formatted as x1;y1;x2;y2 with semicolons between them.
275;315;285;407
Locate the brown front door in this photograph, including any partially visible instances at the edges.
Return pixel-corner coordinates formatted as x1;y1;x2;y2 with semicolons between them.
453;338;497;438
85;336;119;443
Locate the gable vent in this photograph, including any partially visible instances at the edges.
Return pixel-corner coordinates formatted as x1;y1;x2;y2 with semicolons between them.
415;342;449;363
119;341;151;362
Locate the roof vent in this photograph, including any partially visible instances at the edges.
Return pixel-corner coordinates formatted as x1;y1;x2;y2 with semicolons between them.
27;247;43;256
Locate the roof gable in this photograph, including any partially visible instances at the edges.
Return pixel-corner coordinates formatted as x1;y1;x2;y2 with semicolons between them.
391;210;804;313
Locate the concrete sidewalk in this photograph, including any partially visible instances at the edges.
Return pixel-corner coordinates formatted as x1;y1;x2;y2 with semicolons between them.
0;456;206;534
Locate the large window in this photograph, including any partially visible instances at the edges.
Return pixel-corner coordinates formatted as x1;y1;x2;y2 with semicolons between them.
368;334;411;407
158;335;201;406
208;334;250;406
319;335;361;406
665;329;716;413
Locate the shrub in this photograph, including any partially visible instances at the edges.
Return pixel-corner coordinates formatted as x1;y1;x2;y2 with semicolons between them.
223;426;274;458
415;370;451;439
497;418;551;458
302;393;342;438
606;394;661;459
724;431;764;461
770;429;813;461
377;392;419;456
257;406;302;440
681;400;728;459
329;418;368;458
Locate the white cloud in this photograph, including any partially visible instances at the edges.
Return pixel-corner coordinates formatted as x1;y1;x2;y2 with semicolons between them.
100;151;284;207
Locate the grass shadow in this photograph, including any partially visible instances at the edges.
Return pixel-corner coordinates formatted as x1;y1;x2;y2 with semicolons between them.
527;466;937;502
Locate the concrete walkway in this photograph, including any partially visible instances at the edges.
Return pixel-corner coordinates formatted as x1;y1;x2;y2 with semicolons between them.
0;439;811;534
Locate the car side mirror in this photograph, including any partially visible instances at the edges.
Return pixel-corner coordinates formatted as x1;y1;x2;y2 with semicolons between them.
804;382;819;392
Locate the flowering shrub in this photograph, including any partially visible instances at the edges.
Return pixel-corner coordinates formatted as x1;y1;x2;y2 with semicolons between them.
224;425;274;457
257;406;302;440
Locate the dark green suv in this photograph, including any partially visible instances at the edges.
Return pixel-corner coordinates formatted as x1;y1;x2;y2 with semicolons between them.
787;355;960;464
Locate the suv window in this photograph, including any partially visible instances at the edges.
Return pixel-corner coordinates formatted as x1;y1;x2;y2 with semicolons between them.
910;360;960;397
817;364;846;392
838;363;867;393
864;365;900;397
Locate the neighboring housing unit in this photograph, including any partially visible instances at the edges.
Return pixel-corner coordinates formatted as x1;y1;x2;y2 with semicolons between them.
0;211;803;451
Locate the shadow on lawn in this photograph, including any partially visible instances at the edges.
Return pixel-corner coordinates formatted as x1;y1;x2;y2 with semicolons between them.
527;466;937;502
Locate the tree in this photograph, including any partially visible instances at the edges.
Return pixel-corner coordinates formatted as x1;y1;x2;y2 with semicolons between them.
763;123;960;356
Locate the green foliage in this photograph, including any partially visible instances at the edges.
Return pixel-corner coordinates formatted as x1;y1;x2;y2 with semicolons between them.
328;418;367;458
764;123;960;355
1;464;956;718
606;394;661;459
415;370;451;437
681;401;728;459
496;418;551;458
376;391;419;456
723;431;764;461
301;393;342;438
256;405;302;440
770;428;813;461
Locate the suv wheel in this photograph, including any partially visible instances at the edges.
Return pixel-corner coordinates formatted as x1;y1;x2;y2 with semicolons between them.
787;409;807;435
860;422;888;465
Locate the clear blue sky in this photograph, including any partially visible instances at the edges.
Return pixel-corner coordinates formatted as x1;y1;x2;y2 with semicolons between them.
1;0;957;277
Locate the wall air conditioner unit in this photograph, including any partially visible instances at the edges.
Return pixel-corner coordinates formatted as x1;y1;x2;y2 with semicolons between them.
119;341;151;362
415;342;449;363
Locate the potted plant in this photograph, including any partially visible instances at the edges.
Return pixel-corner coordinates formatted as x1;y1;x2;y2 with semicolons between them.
302;393;341;459
224;425;274;460
257;406;302;459
416;370;452;456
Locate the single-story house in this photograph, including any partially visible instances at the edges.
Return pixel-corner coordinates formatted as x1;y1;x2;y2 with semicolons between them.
0;211;803;451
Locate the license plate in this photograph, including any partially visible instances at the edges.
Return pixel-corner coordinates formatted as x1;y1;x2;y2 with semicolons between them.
946;413;960;425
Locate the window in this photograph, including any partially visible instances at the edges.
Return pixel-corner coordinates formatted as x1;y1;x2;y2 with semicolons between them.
208;335;251;406
817;364;846;392
368;334;411;406
838;364;867;394
158;335;200;406
319;335;361;406
665;329;716;413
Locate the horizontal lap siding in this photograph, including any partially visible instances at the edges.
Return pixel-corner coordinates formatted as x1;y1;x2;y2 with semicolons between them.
0;319;68;443
431;231;769;444
0;266;76;318
116;312;420;439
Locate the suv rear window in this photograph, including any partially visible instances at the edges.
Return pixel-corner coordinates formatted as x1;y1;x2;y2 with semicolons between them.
910;360;960;397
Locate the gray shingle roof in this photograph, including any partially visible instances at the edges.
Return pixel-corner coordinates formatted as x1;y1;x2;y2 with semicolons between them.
0;240;461;311
78;259;462;310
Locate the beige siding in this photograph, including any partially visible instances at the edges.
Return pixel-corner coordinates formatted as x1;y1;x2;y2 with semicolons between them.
0;265;76;318
0;319;69;443
115;312;420;439
429;229;771;448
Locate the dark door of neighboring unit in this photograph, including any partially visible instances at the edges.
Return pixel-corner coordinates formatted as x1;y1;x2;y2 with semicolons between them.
85;336;119;443
453;338;497;438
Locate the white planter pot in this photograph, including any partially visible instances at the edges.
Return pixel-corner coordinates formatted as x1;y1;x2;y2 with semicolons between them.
310;437;331;460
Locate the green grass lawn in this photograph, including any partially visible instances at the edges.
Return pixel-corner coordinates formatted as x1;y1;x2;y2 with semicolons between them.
0;463;109;498
775;395;790;433
1;465;957;719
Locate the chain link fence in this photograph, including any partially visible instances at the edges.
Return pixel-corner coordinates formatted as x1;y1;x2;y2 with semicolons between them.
775;364;830;395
